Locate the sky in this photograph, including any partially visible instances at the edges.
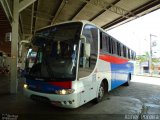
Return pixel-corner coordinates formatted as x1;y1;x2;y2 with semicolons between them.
107;9;160;57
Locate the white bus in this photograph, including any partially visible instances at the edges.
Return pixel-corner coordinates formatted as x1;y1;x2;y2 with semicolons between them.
24;20;136;108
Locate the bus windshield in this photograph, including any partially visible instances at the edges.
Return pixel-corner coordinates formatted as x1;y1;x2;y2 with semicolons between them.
27;22;82;81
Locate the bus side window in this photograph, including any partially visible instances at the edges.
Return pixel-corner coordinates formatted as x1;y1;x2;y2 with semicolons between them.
113;40;117;55
134;52;136;60
117;42;121;56
128;49;130;59
131;51;133;60
108;36;112;54
130;50;133;60
132;51;136;60
105;36;109;53
101;32;107;53
111;39;116;55
123;46;127;58
110;38;113;54
121;44;123;57
100;32;103;50
126;48;128;59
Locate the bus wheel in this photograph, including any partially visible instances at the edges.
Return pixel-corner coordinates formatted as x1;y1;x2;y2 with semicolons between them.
123;74;131;86
94;82;105;103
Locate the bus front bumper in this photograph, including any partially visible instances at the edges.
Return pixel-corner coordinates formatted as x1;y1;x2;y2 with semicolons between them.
24;88;79;108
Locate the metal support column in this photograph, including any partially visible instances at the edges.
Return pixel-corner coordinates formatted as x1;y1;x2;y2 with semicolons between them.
10;0;37;94
10;0;19;93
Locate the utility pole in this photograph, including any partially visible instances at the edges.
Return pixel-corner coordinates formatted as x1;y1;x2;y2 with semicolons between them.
149;34;157;76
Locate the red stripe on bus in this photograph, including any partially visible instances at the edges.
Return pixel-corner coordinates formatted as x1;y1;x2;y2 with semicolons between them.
99;54;128;64
47;81;72;89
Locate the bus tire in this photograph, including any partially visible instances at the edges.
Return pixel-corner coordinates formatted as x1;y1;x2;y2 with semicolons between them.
123;74;131;86
93;81;105;103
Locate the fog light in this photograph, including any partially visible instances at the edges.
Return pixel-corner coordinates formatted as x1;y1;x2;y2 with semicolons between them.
69;101;72;104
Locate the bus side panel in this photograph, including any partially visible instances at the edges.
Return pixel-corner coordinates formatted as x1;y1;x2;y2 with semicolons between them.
99;53;134;90
97;59;112;91
77;72;100;106
111;61;134;89
99;54;130;90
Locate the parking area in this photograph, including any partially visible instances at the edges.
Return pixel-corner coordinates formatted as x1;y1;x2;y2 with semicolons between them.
0;75;160;120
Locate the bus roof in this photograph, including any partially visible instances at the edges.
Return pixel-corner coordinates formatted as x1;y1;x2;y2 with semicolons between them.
35;20;135;53
35;20;98;32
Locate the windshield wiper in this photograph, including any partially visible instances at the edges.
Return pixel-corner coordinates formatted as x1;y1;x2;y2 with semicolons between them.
42;57;55;79
29;63;42;77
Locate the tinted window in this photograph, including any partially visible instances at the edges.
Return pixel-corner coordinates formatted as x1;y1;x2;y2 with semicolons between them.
117;42;121;56
123;46;127;58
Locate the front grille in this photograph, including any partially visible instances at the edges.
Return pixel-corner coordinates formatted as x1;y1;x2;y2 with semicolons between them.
30;95;50;103
28;87;56;94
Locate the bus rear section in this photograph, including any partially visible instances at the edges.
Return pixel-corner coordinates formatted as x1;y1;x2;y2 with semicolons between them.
98;54;134;90
99;31;135;90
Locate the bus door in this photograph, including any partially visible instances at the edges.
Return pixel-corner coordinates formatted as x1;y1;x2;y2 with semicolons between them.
78;41;95;103
78;24;98;104
78;67;97;104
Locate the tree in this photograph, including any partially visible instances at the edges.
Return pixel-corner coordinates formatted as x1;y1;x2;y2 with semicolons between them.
136;52;149;63
136;52;149;74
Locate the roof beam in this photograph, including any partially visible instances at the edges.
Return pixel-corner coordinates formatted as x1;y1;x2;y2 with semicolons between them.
0;20;9;22
32;0;39;34
80;0;135;19
25;8;54;18
89;0;120;21
31;3;34;34
4;0;13;17
33;16;52;22
102;0;160;30
70;0;90;20
19;0;37;12
19;14;24;35
24;8;54;22
18;27;23;41
23;34;32;37
0;0;13;24
51;0;68;25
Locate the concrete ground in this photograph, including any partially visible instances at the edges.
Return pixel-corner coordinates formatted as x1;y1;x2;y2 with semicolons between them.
0;75;160;120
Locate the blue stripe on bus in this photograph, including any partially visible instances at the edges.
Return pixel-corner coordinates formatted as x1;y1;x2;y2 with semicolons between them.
26;79;63;93
111;62;134;89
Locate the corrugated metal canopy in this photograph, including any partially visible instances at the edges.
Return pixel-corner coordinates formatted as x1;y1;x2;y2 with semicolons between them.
0;0;160;52
19;0;160;35
0;2;11;54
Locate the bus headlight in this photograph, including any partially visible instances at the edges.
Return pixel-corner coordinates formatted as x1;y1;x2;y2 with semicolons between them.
24;84;28;89
55;89;75;95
